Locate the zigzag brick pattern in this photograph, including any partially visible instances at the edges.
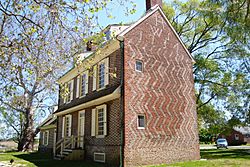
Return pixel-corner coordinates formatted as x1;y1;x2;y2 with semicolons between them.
123;10;200;166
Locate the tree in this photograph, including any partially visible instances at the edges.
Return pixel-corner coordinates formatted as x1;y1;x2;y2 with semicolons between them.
0;0;136;151
163;0;250;129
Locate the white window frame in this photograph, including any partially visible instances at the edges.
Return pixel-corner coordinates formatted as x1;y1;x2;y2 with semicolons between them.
93;65;97;91
64;80;74;103
78;110;85;137
76;76;80;98
63;83;67;103
64;115;72;137
235;134;239;140
135;60;143;72
96;57;109;91
91;104;107;138
80;71;89;97
137;114;146;129
98;60;106;90
78;110;85;148
94;152;105;163
96;106;105;137
43;131;49;146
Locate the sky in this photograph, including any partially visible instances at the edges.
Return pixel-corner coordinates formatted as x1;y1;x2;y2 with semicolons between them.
97;0;146;28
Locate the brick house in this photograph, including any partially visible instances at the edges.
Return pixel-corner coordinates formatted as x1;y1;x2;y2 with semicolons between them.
219;127;250;145
53;0;200;166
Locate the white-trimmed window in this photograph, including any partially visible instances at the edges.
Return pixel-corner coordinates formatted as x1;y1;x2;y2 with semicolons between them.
135;60;143;72
43;131;49;145
62;115;72;137
137;115;145;129
63;80;74;103
235;134;239;140
98;62;105;89
91;104;107;138
78;71;89;97
97;107;105;135
92;58;109;91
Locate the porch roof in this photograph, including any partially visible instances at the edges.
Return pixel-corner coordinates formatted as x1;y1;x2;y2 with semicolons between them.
54;85;121;116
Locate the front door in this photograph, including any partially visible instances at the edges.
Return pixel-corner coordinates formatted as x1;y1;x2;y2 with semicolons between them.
78;110;85;148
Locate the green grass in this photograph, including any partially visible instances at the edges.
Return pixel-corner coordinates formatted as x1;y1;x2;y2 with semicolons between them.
0;152;104;167
150;149;250;167
0;149;250;167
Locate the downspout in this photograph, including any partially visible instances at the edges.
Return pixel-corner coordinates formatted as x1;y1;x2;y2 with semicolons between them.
117;36;125;167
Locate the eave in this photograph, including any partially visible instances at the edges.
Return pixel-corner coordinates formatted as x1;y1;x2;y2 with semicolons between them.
55;86;121;116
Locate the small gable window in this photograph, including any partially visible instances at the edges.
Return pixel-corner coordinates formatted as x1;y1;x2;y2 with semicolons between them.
135;60;143;72
138;115;145;129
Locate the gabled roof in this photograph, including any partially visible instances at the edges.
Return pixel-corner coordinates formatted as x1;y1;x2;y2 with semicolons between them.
117;5;195;63
234;126;250;135
38;114;57;128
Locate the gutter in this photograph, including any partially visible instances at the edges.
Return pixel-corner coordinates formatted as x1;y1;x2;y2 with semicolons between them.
117;36;125;167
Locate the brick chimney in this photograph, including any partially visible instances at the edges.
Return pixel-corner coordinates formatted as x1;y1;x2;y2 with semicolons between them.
146;0;162;11
86;40;92;51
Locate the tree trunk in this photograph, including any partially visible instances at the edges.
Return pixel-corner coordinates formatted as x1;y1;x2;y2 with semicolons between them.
17;109;36;152
17;128;35;152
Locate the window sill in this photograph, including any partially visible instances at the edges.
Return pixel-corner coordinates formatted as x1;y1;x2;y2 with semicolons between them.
137;127;145;130
97;86;107;91
79;94;87;98
135;69;143;73
96;135;105;138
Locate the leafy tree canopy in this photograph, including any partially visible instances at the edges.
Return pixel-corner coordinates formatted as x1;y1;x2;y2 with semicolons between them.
163;0;250;131
0;0;135;151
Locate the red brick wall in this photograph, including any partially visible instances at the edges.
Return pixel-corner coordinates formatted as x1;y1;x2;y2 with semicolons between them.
57;98;122;165
84;98;122;166
225;130;245;145
123;10;199;166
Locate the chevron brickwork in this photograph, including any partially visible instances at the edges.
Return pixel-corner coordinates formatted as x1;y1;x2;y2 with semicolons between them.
123;9;200;166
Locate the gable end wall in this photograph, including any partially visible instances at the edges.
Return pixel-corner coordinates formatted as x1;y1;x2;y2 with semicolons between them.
123;10;199;166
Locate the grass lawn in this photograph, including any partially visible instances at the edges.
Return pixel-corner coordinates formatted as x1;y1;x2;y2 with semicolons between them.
0;152;104;167
0;149;250;167
152;149;250;167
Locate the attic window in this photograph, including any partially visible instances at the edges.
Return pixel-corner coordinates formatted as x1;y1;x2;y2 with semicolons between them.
138;115;145;129
135;60;143;72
